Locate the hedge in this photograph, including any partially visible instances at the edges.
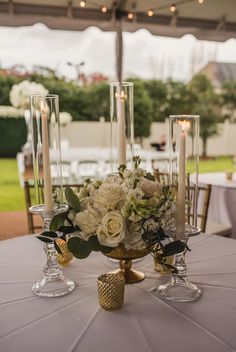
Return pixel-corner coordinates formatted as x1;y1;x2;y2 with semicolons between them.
0;118;27;157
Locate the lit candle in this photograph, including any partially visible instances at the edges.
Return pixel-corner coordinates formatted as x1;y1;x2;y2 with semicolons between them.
116;89;126;165
176;120;190;237
41;101;53;211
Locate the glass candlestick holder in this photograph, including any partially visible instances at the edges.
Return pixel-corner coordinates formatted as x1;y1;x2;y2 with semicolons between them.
154;114;201;302
30;94;74;297
156;224;201;302
30;203;75;297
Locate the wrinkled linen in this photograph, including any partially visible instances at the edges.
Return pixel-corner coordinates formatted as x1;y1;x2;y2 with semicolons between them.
0;234;236;352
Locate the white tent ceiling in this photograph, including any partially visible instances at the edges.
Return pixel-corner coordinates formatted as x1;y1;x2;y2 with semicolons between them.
0;0;235;42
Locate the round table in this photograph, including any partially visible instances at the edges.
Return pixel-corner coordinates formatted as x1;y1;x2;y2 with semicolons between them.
198;172;236;237
0;234;236;352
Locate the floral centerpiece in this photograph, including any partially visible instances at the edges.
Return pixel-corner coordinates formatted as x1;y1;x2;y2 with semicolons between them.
38;157;188;278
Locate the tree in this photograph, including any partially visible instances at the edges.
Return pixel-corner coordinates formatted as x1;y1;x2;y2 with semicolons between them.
163;80;195;117
129;79;152;144
221;81;236;121
143;80;167;122
81;82;110;121
188;74;222;158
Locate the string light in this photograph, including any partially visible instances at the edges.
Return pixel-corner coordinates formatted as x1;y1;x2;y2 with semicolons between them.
147;9;154;17
127;12;134;20
101;5;108;13
80;1;86;7
77;0;205;19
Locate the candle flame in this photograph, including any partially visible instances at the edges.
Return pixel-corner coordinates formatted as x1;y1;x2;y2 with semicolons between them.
178;119;190;132
115;90;127;100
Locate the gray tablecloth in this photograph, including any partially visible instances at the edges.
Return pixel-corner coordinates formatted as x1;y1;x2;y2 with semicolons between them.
0;234;236;352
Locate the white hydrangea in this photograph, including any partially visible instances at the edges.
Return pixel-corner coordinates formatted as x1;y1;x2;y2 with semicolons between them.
10;80;48;109
51;112;72;126
0;105;24;118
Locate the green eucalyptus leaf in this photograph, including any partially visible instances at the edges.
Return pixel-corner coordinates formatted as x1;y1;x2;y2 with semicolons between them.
40;231;58;238
145;172;155;181
49;214;66;231
54;240;63;255
161;240;186;257
88;235;111;253
67;237;92;259
65;187;81;212
57;226;75;234
36;236;53;243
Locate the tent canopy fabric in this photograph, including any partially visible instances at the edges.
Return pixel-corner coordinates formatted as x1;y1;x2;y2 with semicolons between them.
0;0;235;42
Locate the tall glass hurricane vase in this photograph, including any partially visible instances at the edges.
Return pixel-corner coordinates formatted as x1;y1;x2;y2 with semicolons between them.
157;115;201;302
30;94;75;297
110;82;134;171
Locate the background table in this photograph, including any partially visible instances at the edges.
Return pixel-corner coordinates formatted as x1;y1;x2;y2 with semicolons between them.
0;234;236;352
198;172;236;237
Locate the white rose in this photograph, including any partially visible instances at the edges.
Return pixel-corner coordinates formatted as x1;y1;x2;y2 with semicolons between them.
74;208;99;238
97;210;125;247
92;183;124;210
139;177;161;196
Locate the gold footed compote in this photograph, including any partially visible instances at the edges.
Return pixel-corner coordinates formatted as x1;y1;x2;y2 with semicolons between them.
105;244;148;284
30;204;75;297
155;224;201;302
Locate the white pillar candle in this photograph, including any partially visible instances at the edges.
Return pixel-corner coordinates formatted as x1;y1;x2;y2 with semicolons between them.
116;89;126;166
41;102;53;211
176;122;187;236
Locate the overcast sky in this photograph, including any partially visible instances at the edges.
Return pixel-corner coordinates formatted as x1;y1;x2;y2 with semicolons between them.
0;23;236;81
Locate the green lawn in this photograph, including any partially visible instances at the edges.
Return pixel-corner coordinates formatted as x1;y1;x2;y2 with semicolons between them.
0;156;234;211
0;159;25;211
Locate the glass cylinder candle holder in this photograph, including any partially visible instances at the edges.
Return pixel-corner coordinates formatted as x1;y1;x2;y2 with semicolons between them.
29;94;75;297
156;115;201;302
30;94;62;208
110;82;134;172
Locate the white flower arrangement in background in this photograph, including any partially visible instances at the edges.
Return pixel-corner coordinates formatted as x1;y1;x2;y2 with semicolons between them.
51;112;72;126
0;105;24;118
10;80;48;110
59;112;72;126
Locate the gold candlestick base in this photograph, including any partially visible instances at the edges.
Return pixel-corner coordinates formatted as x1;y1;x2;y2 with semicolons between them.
109;259;145;284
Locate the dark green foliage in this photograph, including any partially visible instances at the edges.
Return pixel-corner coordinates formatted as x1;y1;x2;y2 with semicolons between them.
188;74;222;157
0;73;225;157
143;79;167;122
0;118;27;157
128;79;153;142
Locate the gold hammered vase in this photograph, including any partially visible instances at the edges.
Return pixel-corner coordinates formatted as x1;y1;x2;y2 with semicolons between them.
105;244;148;284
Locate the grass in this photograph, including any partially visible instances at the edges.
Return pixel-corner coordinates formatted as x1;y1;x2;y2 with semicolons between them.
0;156;234;211
187;156;234;174
0;159;25;211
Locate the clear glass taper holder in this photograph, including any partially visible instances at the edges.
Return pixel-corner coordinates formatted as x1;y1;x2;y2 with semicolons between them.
154;114;201;302
30;94;74;297
30;204;75;297
156;224;201;302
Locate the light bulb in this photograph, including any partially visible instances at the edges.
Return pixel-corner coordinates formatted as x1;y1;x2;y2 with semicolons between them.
101;6;108;13
80;1;86;8
147;9;154;17
127;12;134;20
170;4;176;12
